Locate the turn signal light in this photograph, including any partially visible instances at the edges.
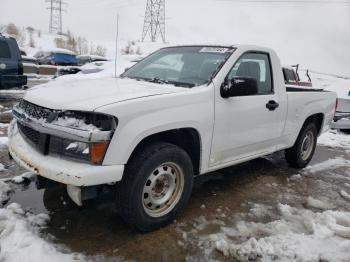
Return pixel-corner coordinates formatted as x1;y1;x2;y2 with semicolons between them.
90;142;109;165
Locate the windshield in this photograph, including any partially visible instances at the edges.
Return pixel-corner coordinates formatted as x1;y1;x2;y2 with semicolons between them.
122;46;235;88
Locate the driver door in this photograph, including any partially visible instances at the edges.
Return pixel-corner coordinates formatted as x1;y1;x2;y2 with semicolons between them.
210;52;284;167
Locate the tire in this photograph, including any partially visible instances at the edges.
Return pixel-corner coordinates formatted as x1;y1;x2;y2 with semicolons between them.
118;142;194;232
285;122;318;168
341;129;350;134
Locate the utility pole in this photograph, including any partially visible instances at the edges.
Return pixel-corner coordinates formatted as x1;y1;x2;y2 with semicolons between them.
141;0;166;43
46;0;67;34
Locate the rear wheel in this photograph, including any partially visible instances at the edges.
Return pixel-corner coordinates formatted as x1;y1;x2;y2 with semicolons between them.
285;122;318;168
118;142;194;232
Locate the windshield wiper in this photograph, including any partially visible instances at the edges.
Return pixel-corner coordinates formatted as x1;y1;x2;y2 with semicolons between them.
124;76;194;88
148;77;169;84
167;80;195;88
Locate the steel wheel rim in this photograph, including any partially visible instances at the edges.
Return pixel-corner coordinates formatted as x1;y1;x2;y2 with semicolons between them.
142;162;184;217
301;130;314;161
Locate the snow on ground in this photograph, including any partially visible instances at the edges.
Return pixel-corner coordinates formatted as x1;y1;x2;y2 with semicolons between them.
318;130;350;151
0;137;8;147
11;172;36;184
177;128;350;261
0;181;11;204
210;204;350;262
0;203;86;262
304;157;350;174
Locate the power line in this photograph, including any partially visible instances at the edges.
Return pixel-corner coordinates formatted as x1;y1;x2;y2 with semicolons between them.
142;0;166;43
46;0;67;34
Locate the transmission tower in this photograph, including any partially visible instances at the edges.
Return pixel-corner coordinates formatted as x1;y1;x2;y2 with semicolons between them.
141;0;166;43
46;0;67;34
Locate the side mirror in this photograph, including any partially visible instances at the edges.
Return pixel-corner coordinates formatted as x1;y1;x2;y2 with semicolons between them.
221;77;258;98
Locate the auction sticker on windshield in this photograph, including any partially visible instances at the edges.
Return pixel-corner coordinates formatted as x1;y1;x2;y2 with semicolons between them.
199;47;230;53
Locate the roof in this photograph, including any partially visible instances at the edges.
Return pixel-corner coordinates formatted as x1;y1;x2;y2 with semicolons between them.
37;48;76;56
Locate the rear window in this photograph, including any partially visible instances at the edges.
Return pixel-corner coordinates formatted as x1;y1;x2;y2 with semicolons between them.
0;40;11;59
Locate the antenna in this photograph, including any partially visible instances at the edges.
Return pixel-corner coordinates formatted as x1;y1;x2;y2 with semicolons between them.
142;0;166;43
115;13;120;78
46;0;67;34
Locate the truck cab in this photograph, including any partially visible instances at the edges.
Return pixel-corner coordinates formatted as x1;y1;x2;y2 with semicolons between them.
0;34;27;89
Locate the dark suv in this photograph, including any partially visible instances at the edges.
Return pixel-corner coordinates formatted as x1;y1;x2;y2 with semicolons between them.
0;34;27;89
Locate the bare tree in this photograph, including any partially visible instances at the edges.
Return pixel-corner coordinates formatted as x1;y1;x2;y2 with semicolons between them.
6;23;19;37
17;28;27;47
26;26;35;47
54;37;66;48
66;30;77;53
77;37;88;55
92;45;107;57
0;24;6;33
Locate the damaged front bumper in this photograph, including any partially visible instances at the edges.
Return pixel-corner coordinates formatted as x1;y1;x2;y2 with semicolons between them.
8;120;124;205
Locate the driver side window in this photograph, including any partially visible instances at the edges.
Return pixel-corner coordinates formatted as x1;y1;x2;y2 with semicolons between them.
228;52;273;95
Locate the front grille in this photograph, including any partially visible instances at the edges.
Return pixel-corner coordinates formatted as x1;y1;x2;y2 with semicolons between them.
18;100;54;120
18;122;40;146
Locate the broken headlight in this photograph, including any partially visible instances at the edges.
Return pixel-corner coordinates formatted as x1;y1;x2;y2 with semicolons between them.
49;136;110;165
47;111;117;165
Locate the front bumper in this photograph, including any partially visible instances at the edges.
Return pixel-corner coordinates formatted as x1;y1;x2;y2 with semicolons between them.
331;112;350;130
8;120;124;204
0;75;27;89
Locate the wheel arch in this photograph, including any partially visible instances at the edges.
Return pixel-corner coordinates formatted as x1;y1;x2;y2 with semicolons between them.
126;128;202;176
303;113;324;136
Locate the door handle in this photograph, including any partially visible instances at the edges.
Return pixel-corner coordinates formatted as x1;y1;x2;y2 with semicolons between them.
266;100;279;111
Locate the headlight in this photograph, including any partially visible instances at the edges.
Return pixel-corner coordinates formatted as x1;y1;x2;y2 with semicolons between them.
48;111;116;165
50;136;110;165
50;111;117;131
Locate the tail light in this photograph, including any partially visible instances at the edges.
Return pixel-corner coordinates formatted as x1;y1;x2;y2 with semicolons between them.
334;98;338;116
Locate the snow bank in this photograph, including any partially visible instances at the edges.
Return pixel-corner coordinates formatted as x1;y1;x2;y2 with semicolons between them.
0;163;6;172
307;196;334;210
0;137;8;147
0;203;86;262
0;181;11;204
200;204;350;262
318;130;350;151
304;157;350;173
11;172;36;184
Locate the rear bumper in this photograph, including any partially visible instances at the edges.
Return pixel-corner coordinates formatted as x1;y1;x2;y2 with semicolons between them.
8;120;124;200
331;112;350;130
0;75;27;89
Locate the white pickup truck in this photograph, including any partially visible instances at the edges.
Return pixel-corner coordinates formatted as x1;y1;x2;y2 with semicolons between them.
8;45;336;231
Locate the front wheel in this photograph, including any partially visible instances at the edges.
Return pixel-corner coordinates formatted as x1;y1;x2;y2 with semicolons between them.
118;142;194;232
285;122;318;168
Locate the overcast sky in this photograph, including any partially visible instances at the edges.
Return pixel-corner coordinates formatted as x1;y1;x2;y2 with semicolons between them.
0;0;349;76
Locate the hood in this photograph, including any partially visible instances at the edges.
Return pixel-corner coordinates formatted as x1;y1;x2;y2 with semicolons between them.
24;77;186;111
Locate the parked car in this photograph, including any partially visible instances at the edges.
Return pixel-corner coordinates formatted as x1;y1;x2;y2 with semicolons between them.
77;55;108;66
331;87;350;132
34;48;78;66
0;34;27;89
21;55;38;65
283;64;312;88
9;45;336;231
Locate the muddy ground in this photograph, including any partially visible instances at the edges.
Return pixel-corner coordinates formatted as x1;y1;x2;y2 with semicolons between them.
0;88;349;262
